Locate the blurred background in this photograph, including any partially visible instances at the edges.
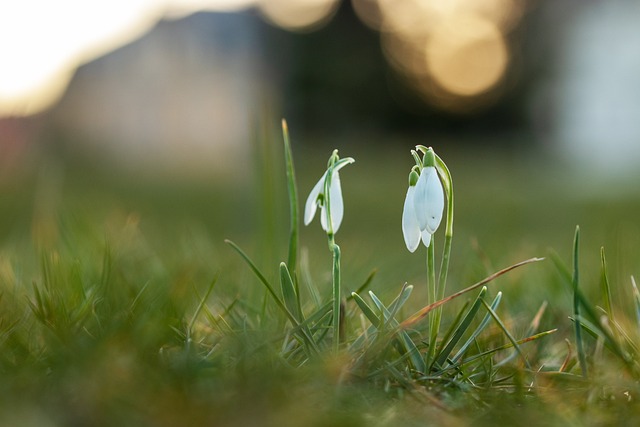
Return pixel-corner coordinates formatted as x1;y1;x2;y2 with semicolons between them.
5;0;640;172
2;0;640;305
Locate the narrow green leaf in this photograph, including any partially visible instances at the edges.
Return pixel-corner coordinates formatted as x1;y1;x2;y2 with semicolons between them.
570;313;635;371
632;276;640;330
600;247;614;323
572;226;588;378
368;285;413;327
225;240;288;317
282;119;299;274
225;239;317;355
435;299;470;361
452;292;502;363
301;249;322;308
401;257;544;329
450;329;557;372
352;292;382;327
481;298;532;371
288;301;332;336
368;290;426;374
346;269;378;301
187;274;219;339
349;285;411;353
280;262;301;321
435;287;487;368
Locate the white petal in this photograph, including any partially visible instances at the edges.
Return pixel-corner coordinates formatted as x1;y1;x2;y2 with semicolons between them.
320;205;328;231
414;166;444;234
402;186;421;252
304;171;326;226
421;229;432;248
328;171;344;232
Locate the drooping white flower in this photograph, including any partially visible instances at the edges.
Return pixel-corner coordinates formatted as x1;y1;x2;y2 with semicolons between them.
304;156;354;234
402;165;444;251
402;183;421;252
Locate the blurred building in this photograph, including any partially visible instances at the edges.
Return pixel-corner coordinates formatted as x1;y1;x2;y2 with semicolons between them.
50;12;263;178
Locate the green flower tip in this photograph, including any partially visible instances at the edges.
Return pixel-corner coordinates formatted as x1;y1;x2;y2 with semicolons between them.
423;148;436;167
408;170;419;187
327;149;340;168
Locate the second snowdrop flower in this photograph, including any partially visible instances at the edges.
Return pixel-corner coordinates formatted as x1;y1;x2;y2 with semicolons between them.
402;148;444;252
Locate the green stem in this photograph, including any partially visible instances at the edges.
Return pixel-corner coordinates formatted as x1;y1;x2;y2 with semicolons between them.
331;236;341;353
427;236;437;365
322;157;341;353
437;234;453;305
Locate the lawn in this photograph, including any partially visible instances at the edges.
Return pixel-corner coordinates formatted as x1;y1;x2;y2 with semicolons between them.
1;126;640;426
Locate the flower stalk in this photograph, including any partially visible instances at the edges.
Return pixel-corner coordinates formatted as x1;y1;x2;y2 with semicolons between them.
403;145;454;368
304;150;354;353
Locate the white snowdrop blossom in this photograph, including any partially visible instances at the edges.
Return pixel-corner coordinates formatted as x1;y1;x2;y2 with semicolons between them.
304;156;354;234
402;166;444;252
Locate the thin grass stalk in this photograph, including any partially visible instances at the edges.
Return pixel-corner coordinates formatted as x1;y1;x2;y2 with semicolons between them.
401;257;543;328
350;285;414;354
480;298;532;371
434;287;488;368
572;226;588;378
187;275;219;346
451;292;503;364
571;303;637;375
366;290;426;373
434;299;470;363
448;329;557;373
282;119;298;274
346;269;377;302
225;239;318;354
600;247;614;324
631;276;640;330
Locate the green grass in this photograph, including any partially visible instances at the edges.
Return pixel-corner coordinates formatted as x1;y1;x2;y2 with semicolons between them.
2;129;640;426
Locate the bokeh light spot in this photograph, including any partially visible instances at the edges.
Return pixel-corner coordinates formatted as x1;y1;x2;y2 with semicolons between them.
258;0;341;32
425;15;508;96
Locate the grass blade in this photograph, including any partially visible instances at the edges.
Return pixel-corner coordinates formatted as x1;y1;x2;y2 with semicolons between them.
280;262;301;322
632;276;640;330
368;285;413;328
352;292;382;327
225;239;318;355
451;292;503;364
600;247;614;323
367;290;426;374
572;226;588;378
187;274;218;340
434;286;488;368
450;329;558;372
480;298;532;371
401;257;544;329
346;269;378;301
282;119;299;274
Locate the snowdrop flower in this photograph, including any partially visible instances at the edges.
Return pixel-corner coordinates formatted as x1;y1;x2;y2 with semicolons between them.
304;151;354;234
402;160;444;252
